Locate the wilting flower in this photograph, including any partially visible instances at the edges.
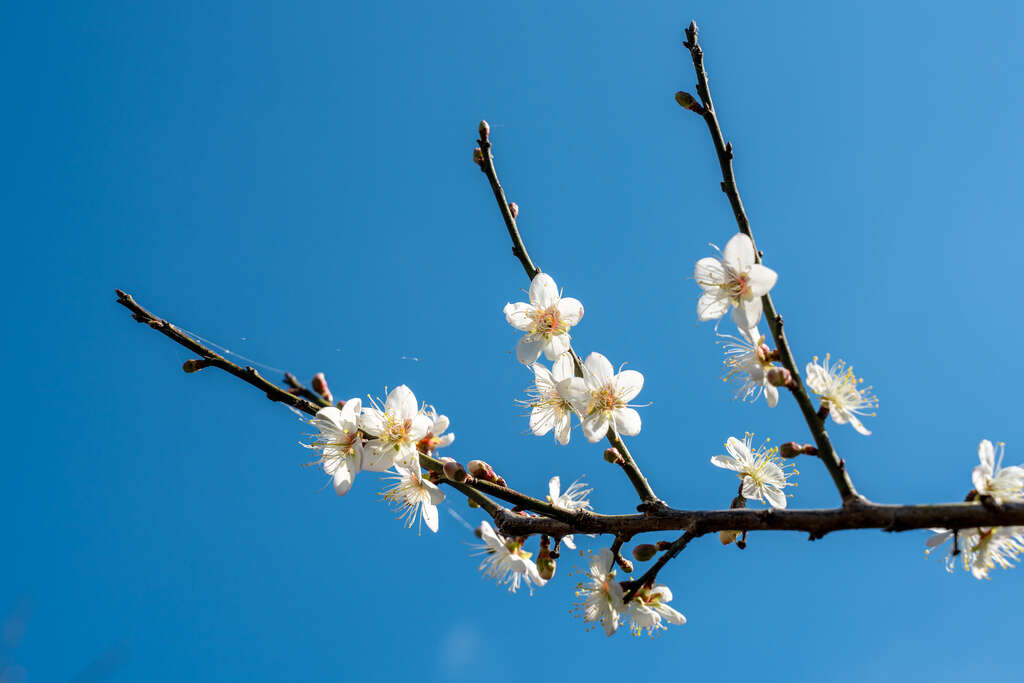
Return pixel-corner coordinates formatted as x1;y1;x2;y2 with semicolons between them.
625;583;686;637
805;354;877;436
382;464;445;533
547;475;593;550
719;326;778;407
307;398;364;496
558;352;644;443
574;548;625;636
360;385;432;471
519;353;577;445
420;407;455;453
926;527;1024;579
694;233;778;328
972;439;1024;502
711;433;797;509
473;521;546;594
503;273;584;364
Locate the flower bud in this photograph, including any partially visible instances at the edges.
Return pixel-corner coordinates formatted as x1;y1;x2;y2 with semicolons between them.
509;202;519;219
473;147;484;165
615;556;634;574
442;460;468;483
632;544;658;562
537;547;556;580
674;90;704;113
466;460;496;481
719;530;740;545
603;447;624;464
478;120;490;140
182;359;206;373
766;366;792;388
779;442;801;459
756;344;772;363
311;372;333;403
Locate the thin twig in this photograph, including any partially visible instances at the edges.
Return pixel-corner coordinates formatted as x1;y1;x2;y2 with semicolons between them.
622;530;697;601
283;373;330;408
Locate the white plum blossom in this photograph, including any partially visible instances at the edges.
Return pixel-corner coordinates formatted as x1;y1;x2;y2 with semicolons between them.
473;521;546;594
547;475;593;550
926;527;1024;579
805;354;877;436
558;352;644;443
359;385;432;472
382;464;445;533
625;583;686;637
519;353;577;445
719;326;778;407
574;548;626;636
972;439;1024;503
711;433;797;509
421;407;455;453
307;398;364;496
694;232;778;328
503;273;584;364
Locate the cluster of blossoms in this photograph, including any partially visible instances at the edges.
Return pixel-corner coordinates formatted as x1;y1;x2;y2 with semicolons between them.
307;385;451;533
506;273;646;444
927;440;1024;579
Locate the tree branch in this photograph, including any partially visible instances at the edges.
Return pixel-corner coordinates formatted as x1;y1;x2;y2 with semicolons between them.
681;22;864;506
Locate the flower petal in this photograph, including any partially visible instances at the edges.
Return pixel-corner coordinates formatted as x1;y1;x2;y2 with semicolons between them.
710;454;740;471
543;333;571;360
615;369;644;402
562;534;576;550
697;291;730;321
745;263;777;296
504;302;536;331
582;413;610;443
358;408;385;436
332;459;356;496
978;440;995;474
555;411;572;445
723;233;755;270
557;297;584;326
585;352;615;385
613;407;642;437
529;273;560;309
763;485;787;509
386;385;418;421
516;334;545;364
361;444;395;472
530;405;556;436
422;502;439;533
551;353;575;381
548;476;561;503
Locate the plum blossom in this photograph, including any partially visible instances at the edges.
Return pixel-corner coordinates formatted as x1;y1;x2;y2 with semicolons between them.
558;352;644;443
625;583;686;637
420;407;455;453
574;548;625;636
547;475;593;550
520;353;577;445
926;527;1024;579
805;354;877;436
503;273;584;364
306;398;364;496
972;439;1024;503
694;233;777;328
359;385;432;472
473;521;546;594
719;326;778;407
711;433;797;509
382;464;445;534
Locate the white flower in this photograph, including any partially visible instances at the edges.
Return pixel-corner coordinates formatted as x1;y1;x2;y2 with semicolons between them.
972;439;1024;502
926;527;1024;579
519;353;577;445
558;352;644;443
805;354;877;436
503;273;584;365
719;326;778;407
625;583;686;637
473;521;546;594
547;475;593;550
382;464;445;533
574;548;625;636
711;433;797;509
306;398;364;496
359;385;432;472
421;407;455;452
694;233;778;328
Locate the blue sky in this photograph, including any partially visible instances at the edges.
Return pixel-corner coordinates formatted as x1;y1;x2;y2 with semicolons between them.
3;1;1023;681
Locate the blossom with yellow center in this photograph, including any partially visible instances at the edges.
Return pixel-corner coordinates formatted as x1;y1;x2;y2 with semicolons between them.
805;354;877;436
711;433;797;509
694;232;777;328
359;385;432;472
519;353;577;445
503;273;584;365
574;548;625;636
307;398;364;496
382;464;445;534
557;352;644;443
625;583;686;637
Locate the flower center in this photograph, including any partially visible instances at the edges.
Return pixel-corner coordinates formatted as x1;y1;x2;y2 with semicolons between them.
591;385;619;414
531;306;564;336
383;416;411;445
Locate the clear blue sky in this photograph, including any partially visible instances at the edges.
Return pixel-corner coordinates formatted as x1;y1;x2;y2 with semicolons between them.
3;1;1023;681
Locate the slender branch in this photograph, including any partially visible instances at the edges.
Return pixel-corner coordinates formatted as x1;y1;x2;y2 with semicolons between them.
681;23;864;506
283;373;330;408
622;530;697;601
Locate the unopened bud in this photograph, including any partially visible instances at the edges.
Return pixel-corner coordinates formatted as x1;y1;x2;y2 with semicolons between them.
537;547;556;580
674;90;704;113
756;344;772;363
766;367;792;388
615;556;634;574
632;544;658;562
603;447;624;464
182;359;206;373
478;120;490;140
466;460;496;482
779;442;817;458
509;202;519;218
311;372;334;403
473;147;484;165
719;530;740;546
494;476;507;488
442;460;468;483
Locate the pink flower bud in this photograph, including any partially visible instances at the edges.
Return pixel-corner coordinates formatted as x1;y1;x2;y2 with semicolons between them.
473;147;484;165
509;202;519;218
632;544;658;562
181;359;206;373
478;120;490;140
766;367;792;388
603;447;624;464
311;372;333;403
442;460;468;483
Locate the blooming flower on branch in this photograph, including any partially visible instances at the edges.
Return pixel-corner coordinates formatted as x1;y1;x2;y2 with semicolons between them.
972;439;1024;503
503;273;584;364
574;548;625;636
926;527;1024;579
382;464;445;533
547;475;593;550
694;233;777;328
518;353;577;445
473;521;546;594
359;385;432;472
625;583;686;637
558;352;644;443
306;399;364;496
719;326;778;407
711;433;797;509
805;354;877;436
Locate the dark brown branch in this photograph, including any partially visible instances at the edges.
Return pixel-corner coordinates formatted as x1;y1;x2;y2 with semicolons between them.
622;530;697;601
682;23;864;506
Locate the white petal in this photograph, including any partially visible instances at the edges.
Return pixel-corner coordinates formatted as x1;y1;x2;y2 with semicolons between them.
532;363;556;391
562;535;576;550
724;437;750;462
654;603;686;625
847;413;872;436
582;413;610;443
613;407;642;437
733;297;763;329
554;411;572;445
542;333;571;360
530;405;556;436
615;369;644;402
805;362;828;394
409;414;432;441
361;444;395;472
333;460;356;496
557;297;584;326
431;414;450;436
551;353;576;381
358;408;385;435
422;502;439;532
978;440;995;474
557;377;590;414
741;476;763;501
697;291;730;321
765;383;779;407
925;531;952;548
313;406;344;435
585;352;615;385
386;385;418;421
710;454;740;471
338;398;362;430
529;273;560;308
694;257;726;290
548;476;561;502
745;263;777;296
972;466;990;494
516;334;545;364
723;233;755;270
763;485;787;509
504;302;536;331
